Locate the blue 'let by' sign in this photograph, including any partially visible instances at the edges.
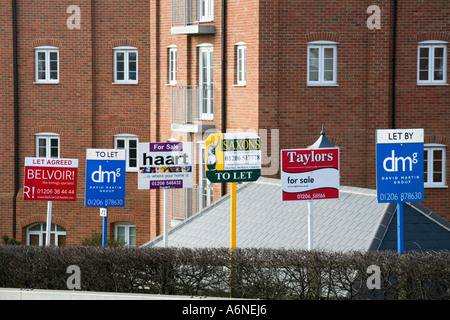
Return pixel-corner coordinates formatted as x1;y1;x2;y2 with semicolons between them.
85;159;126;207
376;143;424;203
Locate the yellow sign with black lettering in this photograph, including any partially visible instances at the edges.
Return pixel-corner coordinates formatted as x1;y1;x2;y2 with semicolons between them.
205;133;261;183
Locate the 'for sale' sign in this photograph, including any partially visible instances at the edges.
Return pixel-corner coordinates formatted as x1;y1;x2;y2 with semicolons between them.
281;148;339;201
24;157;78;201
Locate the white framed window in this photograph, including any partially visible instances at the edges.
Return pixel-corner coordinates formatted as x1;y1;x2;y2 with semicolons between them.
168;45;177;85
113;47;138;84
198;43;213;120
115;223;136;247
307;41;338;86
199;0;214;22
424;144;447;188
114;134;138;171
27;223;66;246
198;142;213;211
35;133;60;158
417;41;448;85
235;42;246;86
35;46;59;84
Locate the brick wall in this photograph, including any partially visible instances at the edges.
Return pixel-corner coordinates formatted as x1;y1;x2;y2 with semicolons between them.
256;0;448;219
10;0;153;246
0;0;16;238
92;0;151;245
0;0;448;246
395;0;450;218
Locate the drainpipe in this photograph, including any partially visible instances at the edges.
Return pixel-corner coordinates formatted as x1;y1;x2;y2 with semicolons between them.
392;0;398;129
221;0;227;196
12;0;19;238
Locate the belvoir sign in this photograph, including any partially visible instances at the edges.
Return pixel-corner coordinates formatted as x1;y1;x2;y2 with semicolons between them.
205;133;261;183
24;157;78;201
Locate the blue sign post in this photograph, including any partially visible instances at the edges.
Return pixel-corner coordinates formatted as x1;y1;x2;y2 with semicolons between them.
85;149;126;247
376;129;424;253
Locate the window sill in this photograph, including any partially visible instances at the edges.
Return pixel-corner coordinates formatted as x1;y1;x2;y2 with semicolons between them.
232;83;246;87
165;83;177;86
33;81;59;85
424;185;448;189
307;83;339;87
112;82;138;85
417;83;448;86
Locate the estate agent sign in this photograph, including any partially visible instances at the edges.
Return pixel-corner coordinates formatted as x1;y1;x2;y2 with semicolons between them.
24;157;78;201
85;149;126;207
281;147;340;201
205;132;261;183
376;128;424;203
138;142;194;190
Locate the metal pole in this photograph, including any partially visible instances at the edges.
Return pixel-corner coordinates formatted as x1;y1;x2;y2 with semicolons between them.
102;207;108;248
164;188;169;247
45;201;52;246
229;182;237;298
230;182;237;250
397;202;404;254
308;200;313;250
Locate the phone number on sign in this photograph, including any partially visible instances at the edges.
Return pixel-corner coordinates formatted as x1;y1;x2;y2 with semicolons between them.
297;193;326;200
378;192;422;202
37;189;75;195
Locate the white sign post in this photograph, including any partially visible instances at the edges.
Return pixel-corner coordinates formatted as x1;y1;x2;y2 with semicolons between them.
376;128;424;254
23;157;78;246
281;147;339;250
138;142;194;247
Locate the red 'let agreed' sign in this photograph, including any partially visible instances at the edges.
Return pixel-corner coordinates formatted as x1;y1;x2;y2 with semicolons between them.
24;157;78;201
281;148;340;201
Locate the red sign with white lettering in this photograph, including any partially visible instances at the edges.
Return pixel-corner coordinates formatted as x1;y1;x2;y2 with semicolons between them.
281;148;340;201
23;157;78;201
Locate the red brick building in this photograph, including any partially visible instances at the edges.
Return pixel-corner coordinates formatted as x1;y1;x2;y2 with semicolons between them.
0;0;448;247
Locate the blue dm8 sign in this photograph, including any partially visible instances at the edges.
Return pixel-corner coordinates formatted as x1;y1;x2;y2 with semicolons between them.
85;149;126;207
376;129;424;203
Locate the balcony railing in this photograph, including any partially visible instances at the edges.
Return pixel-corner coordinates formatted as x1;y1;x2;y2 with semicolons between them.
170;184;214;223
171;85;214;126
171;0;215;34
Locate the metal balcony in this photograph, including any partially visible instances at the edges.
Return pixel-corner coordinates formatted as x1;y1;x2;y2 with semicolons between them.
171;85;215;132
170;184;214;225
171;0;215;35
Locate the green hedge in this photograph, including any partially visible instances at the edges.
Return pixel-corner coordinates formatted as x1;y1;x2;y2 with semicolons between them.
0;246;448;299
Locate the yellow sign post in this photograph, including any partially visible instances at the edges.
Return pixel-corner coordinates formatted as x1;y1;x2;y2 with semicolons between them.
205;132;261;297
230;182;237;250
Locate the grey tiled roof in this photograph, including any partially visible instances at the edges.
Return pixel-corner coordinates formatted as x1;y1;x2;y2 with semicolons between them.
143;177;450;252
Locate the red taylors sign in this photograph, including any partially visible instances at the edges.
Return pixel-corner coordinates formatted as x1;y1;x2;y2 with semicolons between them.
281;148;339;201
24;157;78;201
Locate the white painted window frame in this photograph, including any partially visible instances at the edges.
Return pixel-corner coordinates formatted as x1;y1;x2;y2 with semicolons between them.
27;223;66;246
114;222;136;247
35;132;60;159
199;0;214;22
417;41;448;85
307;41;338;86
34;46;59;84
424;144;447;188
198;43;214;120
114;134;139;172
235;42;247;86
168;45;178;85
113;46;138;84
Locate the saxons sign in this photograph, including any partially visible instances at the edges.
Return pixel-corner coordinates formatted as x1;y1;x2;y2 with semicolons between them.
205;133;261;183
